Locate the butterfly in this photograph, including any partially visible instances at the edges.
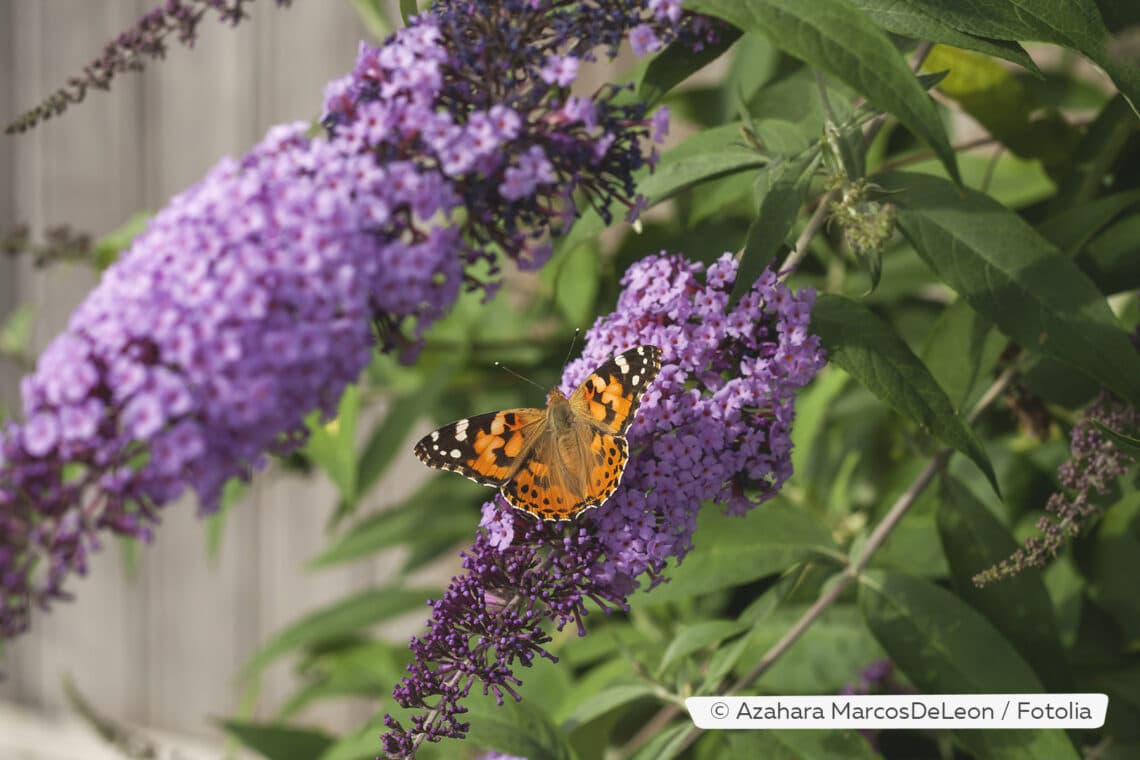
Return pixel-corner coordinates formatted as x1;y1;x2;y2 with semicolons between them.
414;345;662;520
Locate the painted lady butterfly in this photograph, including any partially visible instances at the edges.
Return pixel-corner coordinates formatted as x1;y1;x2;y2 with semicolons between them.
414;345;662;520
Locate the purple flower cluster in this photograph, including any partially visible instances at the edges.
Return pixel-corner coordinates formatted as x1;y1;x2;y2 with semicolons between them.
382;518;620;758
562;252;825;588
383;252;825;755
975;390;1140;585
0;1;690;639
6;0;294;134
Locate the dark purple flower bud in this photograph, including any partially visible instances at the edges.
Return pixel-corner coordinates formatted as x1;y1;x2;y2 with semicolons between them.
974;390;1140;585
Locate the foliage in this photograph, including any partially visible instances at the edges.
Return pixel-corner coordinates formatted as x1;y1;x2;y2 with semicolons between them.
4;0;1140;759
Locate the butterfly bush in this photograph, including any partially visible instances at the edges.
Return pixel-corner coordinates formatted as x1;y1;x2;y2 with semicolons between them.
5;0;295;134
0;0;709;640
383;252;825;756
974;389;1140;586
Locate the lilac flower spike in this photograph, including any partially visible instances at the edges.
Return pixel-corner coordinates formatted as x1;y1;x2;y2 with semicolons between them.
382;252;825;755
5;0;295;134
975;390;1140;585
0;0;694;640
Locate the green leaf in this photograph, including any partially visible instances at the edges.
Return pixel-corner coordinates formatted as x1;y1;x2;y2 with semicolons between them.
730;152;818;307
561;684;656;732
1037;188;1140;256
689;0;960;183
309;476;480;568
896;146;1056;209
356;359;459;501
880;171;1140;408
723;727;881;759
349;0;393;39
304;385;360;507
737;603;886;694
637;123;765;205
277;640;408;719
1092;420;1140;459
936;476;1071;691
640;505;834;605
747;66;855;156
353;404;416;502
1076;213;1140;296
317;717;397;760
1084;492;1140;642
894;0;1140;111
0;304;33;355
689;172;755;226
724;33;783;113
699;571;807;691
921;299;1005;414
240;587;433;680
701;634;754;694
659;619;747;673
630;722;690;760
465;691;574;760
1051;95;1138;211
920;45;1076;169
399;0;419;26
220;720;335;760
811;294;999;495
859;570;1079;760
847;0;1040;73
789;366;848;482
555;241;599;326
891;0;1095;47
637;29;741;106
205;478;247;561
93;211;150;270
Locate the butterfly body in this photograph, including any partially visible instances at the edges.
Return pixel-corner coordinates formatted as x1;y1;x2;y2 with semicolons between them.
414;345;662;520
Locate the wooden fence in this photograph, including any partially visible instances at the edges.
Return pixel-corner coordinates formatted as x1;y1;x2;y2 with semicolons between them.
0;0;433;747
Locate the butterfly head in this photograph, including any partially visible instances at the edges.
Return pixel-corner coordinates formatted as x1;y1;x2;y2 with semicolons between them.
546;387;574;430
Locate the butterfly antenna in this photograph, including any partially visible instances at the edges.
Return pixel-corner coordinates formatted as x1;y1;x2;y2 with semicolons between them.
563;327;581;367
494;361;546;391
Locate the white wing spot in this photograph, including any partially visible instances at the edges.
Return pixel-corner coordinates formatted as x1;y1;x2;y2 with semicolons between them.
433;444;440;451
454;419;469;442
431;431;439;441
631;374;640;386
637;346;645;356
450;449;462;458
615;354;630;374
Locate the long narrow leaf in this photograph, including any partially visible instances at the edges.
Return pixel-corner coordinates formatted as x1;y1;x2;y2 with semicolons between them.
689;0;960;182
881;171;1140;407
811;294;999;494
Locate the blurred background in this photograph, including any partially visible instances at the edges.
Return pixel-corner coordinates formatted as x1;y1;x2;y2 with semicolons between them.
0;1;434;756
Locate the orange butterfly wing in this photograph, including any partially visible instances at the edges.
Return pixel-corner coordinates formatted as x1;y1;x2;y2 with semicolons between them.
413;408;546;486
569;345;661;435
415;346;662;521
